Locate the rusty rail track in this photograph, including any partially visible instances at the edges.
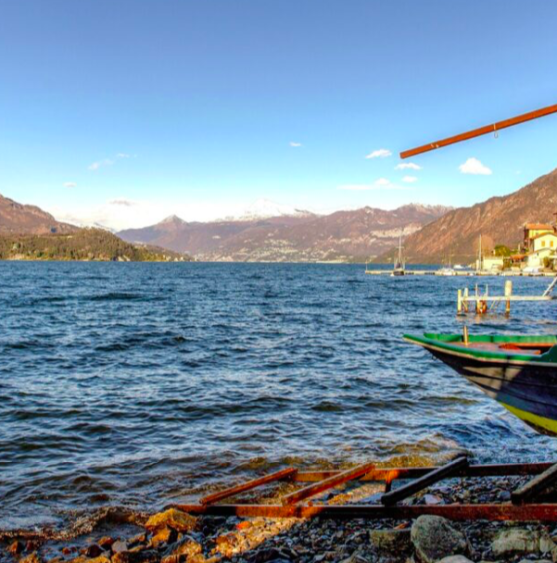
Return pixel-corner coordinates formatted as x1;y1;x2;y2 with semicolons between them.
171;459;557;522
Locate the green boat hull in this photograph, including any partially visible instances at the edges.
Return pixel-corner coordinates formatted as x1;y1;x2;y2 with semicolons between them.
404;333;557;436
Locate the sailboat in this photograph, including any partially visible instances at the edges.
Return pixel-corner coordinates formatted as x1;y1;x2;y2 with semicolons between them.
402;101;557;436
392;234;406;276
438;254;456;276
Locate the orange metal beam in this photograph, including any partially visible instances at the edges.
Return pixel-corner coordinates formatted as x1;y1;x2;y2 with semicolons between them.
200;468;297;506
173;502;557;522
400;103;557;159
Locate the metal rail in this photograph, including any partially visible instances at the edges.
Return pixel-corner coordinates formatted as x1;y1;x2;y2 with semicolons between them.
171;461;557;522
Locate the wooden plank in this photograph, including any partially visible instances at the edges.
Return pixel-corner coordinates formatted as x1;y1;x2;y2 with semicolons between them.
172;502;557;522
200;468;298;505
512;462;557;505
294;462;555;483
281;462;376;506
400;103;557;159
381;456;469;506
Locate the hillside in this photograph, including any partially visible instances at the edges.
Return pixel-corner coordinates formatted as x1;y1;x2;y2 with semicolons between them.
0;194;78;235
119;204;450;262
0;229;191;262
376;167;557;264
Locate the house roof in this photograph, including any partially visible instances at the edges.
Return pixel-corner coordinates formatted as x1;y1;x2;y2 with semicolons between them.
525;223;553;230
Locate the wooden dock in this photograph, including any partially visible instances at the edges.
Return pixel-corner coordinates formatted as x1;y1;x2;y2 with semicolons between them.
365;269;557;277
365;268;557;278
457;279;557;316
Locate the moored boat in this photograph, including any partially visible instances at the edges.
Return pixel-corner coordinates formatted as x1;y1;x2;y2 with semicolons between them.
392;234;406;276
405;332;557;436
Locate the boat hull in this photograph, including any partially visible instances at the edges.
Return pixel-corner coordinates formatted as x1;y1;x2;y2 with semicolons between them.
405;334;557;436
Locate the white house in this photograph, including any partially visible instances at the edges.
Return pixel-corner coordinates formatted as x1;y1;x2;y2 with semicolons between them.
527;232;557;268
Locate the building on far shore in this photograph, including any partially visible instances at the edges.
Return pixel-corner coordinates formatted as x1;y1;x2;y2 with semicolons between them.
477;221;557;272
523;223;554;249
527;231;557;268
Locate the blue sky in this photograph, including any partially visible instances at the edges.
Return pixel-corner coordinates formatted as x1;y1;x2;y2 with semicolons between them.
1;0;557;228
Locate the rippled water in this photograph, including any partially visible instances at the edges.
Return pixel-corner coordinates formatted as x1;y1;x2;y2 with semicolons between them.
1;262;557;530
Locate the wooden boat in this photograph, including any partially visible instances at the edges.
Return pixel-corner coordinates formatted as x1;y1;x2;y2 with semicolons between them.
405;333;557;436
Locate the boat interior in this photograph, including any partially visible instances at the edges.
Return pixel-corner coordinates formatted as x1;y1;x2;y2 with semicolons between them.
421;333;557;356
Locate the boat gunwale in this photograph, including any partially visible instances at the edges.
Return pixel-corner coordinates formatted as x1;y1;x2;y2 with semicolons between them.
403;333;557;365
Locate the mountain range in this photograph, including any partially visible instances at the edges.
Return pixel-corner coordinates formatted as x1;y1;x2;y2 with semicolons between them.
0;194;189;262
118;204;450;262
4;165;557;263
0;194;78;235
378;167;557;263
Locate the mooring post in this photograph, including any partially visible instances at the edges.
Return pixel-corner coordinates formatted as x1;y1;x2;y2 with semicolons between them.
505;280;513;316
464;287;469;313
457;289;463;315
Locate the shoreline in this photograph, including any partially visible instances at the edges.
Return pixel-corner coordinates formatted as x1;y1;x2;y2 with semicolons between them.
3;471;557;563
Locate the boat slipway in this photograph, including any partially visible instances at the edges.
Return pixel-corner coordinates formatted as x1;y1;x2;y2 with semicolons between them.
404;333;557;436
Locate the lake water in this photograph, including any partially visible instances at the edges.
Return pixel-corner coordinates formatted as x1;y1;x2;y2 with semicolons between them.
1;262;556;531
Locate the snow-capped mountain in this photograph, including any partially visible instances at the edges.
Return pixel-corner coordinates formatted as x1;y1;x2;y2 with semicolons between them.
224;199;315;221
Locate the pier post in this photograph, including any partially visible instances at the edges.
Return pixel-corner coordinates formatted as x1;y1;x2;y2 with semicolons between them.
505;280;513;316
457;289;463;315
464;287;469;313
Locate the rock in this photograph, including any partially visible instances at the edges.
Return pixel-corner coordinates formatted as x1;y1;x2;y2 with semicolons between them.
112;541;128;554
145;508;197;533
98;537;115;550
438;557;474;563
423;495;444;505
8;540;24;555
87;557;110;563
164;536;202;558
112;550;159;563
127;534;147;548
491;528;556;557
150;526;178;548
81;544;102;558
411;516;469;563
368;529;412;555
20;552;41;563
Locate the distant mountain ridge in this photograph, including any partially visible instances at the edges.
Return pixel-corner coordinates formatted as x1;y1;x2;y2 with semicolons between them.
0;194;78;235
119;203;451;262
376;167;557;264
0;194;191;262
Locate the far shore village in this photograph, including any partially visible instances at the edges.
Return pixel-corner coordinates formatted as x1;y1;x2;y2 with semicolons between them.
481;222;557;273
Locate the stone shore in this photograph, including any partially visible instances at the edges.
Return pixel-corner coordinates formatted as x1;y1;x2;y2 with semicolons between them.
2;475;557;563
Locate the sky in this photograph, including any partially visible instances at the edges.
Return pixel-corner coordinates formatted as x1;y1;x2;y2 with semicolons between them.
1;0;557;230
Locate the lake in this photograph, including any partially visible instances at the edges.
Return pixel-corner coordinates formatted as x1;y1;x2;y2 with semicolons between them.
1;262;556;531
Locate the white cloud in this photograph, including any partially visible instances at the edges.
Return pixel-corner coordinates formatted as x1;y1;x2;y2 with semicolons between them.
88;158;114;171
108;198;136;207
365;148;392;159
64;182;77;188
395;162;422;171
289;142;302;147
88;153;133;171
458;157;492;175
402;176;418;183
374;177;391;186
